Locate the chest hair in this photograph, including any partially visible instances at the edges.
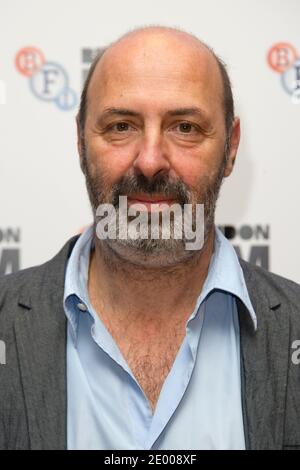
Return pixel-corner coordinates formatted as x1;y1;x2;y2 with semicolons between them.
113;326;186;413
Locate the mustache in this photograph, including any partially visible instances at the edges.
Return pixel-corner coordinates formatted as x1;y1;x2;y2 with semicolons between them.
110;174;191;207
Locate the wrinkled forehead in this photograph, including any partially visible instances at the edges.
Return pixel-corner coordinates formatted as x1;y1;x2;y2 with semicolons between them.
87;31;224;115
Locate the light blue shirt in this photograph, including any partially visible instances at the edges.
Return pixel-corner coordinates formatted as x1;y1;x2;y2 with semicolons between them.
64;225;257;450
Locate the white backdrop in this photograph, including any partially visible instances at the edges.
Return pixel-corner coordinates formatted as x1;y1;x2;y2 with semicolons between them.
0;0;299;281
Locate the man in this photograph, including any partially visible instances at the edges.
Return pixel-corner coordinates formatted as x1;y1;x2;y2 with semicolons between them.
0;26;300;450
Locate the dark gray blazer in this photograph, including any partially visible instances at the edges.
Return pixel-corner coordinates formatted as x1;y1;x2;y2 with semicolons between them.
0;236;300;450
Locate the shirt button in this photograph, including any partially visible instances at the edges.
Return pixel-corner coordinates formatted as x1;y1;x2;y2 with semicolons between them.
77;302;87;312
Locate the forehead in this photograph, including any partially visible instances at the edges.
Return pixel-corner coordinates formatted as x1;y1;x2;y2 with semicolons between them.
87;31;224;118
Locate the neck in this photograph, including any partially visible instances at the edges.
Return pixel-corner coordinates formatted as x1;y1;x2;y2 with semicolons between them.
88;227;215;326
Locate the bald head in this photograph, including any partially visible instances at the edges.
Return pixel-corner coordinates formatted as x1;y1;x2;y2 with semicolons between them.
99;26;216;71
78;26;234;148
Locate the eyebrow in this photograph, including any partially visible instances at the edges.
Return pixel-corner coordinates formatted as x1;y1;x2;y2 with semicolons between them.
165;107;210;120
97;108;140;122
96;106;211;123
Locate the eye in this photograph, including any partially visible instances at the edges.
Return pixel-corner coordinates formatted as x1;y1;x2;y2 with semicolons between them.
166;120;207;144
169;121;200;136
178;122;194;133
101;120;138;141
113;122;130;132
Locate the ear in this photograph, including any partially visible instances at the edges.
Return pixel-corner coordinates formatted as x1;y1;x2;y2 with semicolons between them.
223;117;240;178
76;115;85;171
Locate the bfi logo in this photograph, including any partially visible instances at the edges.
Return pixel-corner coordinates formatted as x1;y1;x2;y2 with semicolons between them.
15;46;77;111
267;42;300;103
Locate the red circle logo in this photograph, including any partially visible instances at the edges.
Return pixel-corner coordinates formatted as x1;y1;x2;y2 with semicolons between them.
267;43;298;73
15;47;45;77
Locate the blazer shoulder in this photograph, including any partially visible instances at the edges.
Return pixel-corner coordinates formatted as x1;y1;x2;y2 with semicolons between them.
239;258;300;309
0;264;43;307
0;235;79;313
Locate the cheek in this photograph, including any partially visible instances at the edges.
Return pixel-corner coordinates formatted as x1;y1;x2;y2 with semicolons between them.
169;151;217;191
87;138;138;182
170;139;226;189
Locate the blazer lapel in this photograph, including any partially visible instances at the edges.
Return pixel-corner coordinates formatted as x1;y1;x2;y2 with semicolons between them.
238;262;290;450
14;295;67;449
13;236;79;449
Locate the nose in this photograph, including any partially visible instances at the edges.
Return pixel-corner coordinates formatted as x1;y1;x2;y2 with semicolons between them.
132;129;170;179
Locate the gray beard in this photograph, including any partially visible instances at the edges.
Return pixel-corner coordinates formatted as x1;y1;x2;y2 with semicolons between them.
82;151;226;268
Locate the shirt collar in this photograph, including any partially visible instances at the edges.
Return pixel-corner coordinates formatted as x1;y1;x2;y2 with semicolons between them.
64;224;94;344
199;227;257;329
63;224;257;343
